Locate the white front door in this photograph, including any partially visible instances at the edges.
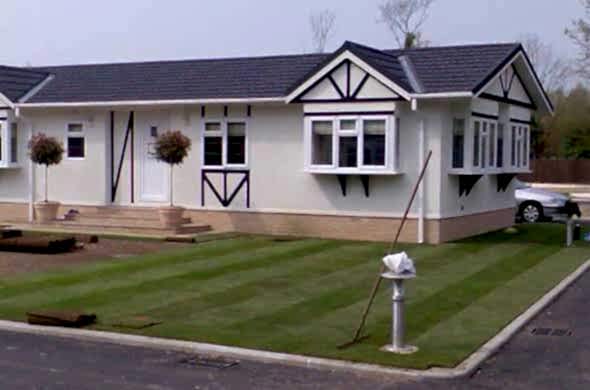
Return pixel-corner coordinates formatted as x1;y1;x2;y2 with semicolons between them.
139;114;169;203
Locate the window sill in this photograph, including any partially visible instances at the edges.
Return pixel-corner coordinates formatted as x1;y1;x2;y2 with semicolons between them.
305;167;403;175
449;167;530;175
0;163;22;169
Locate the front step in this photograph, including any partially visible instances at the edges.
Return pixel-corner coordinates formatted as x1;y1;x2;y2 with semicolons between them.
73;215;192;228
42;206;212;237
29;220;212;237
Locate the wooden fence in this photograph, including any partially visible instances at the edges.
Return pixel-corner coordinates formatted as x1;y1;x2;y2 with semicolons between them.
518;159;590;183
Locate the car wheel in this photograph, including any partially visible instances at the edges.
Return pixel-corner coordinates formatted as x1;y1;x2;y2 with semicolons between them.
520;202;544;223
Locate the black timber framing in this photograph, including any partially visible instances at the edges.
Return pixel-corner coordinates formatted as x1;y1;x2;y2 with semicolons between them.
111;111;135;203
459;174;483;197
496;173;517;192
471;111;499;120
336;175;371;198
479;93;536;110
474;46;551;112
201;169;250;208
510;118;533;125
292;59;404;104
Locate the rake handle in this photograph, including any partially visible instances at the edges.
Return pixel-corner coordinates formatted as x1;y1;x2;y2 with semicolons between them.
350;150;433;344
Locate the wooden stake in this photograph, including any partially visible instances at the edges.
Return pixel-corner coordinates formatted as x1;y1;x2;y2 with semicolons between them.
344;150;433;348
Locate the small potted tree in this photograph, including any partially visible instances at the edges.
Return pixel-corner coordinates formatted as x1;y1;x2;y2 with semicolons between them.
29;133;64;222
153;130;192;228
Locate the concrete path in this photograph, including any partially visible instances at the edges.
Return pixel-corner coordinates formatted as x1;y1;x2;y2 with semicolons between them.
1;270;590;389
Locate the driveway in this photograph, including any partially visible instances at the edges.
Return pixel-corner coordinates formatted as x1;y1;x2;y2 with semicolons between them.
0;269;589;389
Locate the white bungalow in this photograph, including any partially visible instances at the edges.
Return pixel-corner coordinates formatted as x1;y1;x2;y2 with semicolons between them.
0;41;552;243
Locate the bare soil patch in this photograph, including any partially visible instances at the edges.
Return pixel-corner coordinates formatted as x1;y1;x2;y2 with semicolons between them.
0;236;188;276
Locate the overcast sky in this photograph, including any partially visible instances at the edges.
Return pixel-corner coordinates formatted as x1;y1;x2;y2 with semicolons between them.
0;0;583;67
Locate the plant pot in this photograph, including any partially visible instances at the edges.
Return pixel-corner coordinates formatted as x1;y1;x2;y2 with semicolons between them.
158;206;185;229
35;201;60;223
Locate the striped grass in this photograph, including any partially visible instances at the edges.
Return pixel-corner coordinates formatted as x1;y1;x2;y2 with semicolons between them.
0;224;588;369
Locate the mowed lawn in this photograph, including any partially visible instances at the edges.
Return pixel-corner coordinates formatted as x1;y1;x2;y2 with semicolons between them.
0;224;588;369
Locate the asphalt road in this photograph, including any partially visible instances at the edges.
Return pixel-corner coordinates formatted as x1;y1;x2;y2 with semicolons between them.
1;269;590;389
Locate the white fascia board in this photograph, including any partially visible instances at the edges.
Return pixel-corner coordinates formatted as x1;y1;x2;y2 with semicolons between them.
16;97;285;108
0;92;14;109
517;52;554;115
286;51;412;103
18;75;55;103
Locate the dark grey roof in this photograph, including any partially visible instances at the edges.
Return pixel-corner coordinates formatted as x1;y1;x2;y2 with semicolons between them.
386;43;521;94
0;65;49;102
28;54;328;103
13;41;524;104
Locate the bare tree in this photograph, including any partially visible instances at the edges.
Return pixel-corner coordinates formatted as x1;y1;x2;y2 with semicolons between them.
519;34;571;92
565;0;590;80
378;0;435;48
310;10;336;53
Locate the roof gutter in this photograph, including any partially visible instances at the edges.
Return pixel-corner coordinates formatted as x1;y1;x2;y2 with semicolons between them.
16;96;286;108
410;92;473;99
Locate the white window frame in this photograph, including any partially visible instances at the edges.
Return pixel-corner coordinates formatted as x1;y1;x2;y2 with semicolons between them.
469;117;498;173
508;124;529;170
0;120;21;168
305;114;397;174
66;123;86;160
0;121;6;166
201;118;249;168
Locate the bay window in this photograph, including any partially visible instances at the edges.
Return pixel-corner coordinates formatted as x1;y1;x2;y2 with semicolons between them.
306;114;397;173
202;119;248;167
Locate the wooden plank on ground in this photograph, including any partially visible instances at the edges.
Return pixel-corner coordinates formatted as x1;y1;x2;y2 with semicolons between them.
26;310;97;328
0;235;77;254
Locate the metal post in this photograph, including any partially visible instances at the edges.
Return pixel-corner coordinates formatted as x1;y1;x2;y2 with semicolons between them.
381;275;418;354
392;279;405;350
566;219;573;247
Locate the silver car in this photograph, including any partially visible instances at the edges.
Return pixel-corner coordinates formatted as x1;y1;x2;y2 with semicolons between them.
515;181;581;223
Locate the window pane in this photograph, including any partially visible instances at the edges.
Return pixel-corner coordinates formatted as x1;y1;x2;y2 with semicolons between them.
311;121;333;165
204;137;223;166
67;137;85;158
363;119;385;166
481;133;487;168
340;119;356;131
452;118;465;169
339;136;358;167
489;123;496;167
511;126;517;166
227;122;246;165
473;121;480;167
363;119;386;134
10;123;17;163
205;122;221;132
522;127;530;167
516;127;522;167
339;137;358;168
497;123;504;168
364;133;385;166
68;124;83;133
